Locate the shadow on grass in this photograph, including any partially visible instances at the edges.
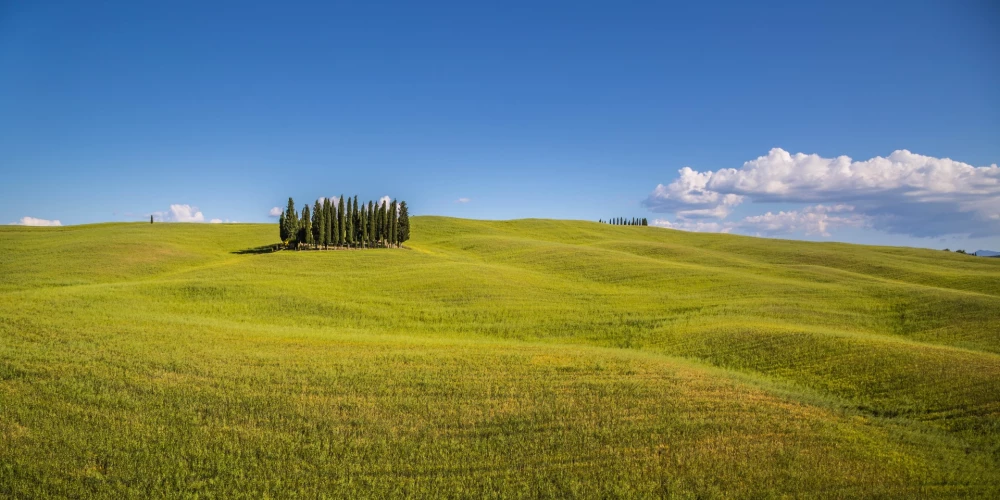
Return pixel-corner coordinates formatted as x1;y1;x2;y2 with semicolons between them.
232;245;282;255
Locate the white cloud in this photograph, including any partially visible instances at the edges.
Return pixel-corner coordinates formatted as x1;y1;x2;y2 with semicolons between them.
210;219;223;224
456;197;471;204
739;204;867;237
149;204;206;223
651;218;732;233
268;207;282;217
653;204;868;237
11;216;62;226
168;204;205;223
378;196;391;208
645;148;1000;238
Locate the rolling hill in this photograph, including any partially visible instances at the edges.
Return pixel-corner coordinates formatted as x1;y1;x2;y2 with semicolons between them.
1;217;999;497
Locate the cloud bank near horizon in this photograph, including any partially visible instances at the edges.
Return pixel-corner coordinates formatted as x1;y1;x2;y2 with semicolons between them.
10;216;62;226
644;148;1000;238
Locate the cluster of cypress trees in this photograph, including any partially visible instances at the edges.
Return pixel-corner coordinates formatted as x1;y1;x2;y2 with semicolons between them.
600;217;648;226
278;196;409;249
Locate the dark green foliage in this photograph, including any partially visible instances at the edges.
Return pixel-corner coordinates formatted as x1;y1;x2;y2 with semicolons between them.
322;199;332;248
274;195;409;250
313;200;323;245
390;199;399;247
399;201;410;243
368;201;376;245
300;205;313;246
338;196;346;246
330;201;338;247
283;198;298;245
602;217;649;226
351;195;361;246
358;201;368;248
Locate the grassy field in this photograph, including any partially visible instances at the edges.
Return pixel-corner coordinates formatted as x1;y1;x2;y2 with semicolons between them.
1;217;999;497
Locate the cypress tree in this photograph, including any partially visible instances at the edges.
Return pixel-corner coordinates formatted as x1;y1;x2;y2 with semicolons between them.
368;201;376;246
353;195;362;246
345;196;354;247
330;201;340;247
642;218;648;226
377;201;385;245
390;199;399;247
301;204;313;246
398;200;410;243
337;195;346;246
279;212;287;242
359;201;368;248
284;197;298;245
322;198;332;248
313;200;323;245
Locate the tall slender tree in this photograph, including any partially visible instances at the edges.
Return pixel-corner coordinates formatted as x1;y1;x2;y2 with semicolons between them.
376;200;385;245
389;199;398;247
313;200;323;245
398;201;410;243
345;197;354;247
368;200;376;245
279;212;287;242
284;197;298;245
322;198;331;248
300;204;313;247
330;200;340;247
352;195;362;246
337;195;346;246
358;201;368;248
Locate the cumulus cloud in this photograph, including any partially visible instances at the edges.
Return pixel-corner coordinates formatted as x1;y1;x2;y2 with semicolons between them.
210;219;223;224
651;218;732;233
739;204;868;237
378;196;391;207
268;207;282;217
644;148;1000;238
168;204;205;222
10;216;62;226
456;197;471;204
150;204;206;223
653;204;868;237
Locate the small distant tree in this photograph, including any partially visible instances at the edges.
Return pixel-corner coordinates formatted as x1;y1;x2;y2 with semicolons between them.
956;249;967;254
150;215;154;224
398;200;410;243
642;218;648;226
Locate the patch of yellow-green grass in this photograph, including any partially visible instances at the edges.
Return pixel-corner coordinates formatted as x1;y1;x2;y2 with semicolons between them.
1;218;999;497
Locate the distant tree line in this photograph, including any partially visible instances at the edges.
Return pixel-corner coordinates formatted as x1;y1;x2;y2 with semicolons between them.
278;196;409;249
600;217;648;226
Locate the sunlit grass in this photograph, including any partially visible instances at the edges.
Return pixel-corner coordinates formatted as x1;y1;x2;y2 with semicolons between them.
1;218;998;497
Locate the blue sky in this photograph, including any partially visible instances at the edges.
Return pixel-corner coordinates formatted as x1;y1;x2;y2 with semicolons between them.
2;1;998;250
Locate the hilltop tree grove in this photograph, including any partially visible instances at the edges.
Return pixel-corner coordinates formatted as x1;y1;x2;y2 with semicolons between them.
278;196;410;250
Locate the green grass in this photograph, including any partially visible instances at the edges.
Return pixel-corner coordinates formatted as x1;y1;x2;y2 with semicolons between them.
2;217;999;497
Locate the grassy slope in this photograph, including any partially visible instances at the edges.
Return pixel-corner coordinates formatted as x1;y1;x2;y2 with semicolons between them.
1;218;998;497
